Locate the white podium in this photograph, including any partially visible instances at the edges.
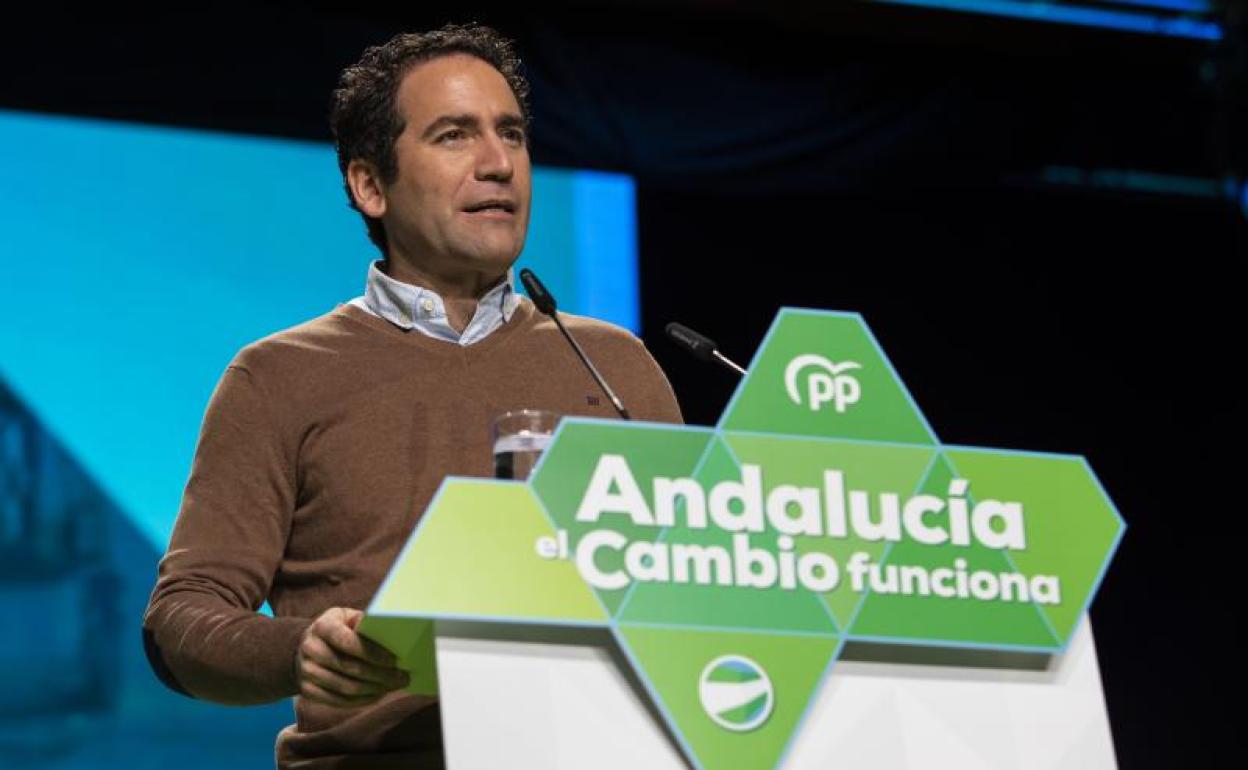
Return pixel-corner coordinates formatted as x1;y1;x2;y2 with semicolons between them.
435;618;1117;770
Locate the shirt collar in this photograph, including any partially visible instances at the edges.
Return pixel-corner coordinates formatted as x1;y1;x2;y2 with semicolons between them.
362;260;520;334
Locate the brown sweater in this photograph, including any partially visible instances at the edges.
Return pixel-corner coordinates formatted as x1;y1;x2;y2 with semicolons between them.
142;299;683;768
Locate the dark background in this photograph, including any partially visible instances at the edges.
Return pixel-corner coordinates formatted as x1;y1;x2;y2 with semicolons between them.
3;2;1242;766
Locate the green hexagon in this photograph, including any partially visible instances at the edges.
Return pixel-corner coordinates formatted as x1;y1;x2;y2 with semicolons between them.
942;446;1124;647
844;448;1124;650
615;624;839;770
367;478;608;625
720;308;936;445
530;419;715;615
616;436;841;635
721;432;938;631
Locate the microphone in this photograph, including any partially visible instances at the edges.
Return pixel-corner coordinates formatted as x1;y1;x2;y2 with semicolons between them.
665;322;747;376
519;268;631;420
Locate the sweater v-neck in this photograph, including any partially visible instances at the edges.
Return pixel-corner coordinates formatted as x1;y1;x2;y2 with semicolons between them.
333;296;539;359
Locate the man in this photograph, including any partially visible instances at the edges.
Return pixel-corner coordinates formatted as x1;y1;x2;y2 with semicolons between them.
142;24;682;769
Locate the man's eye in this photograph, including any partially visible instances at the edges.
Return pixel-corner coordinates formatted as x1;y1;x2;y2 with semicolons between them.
502;128;526;145
436;129;465;143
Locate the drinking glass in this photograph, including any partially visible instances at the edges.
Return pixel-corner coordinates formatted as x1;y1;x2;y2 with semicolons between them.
492;409;560;480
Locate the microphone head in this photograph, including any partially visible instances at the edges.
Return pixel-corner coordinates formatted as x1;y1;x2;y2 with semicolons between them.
519;268;557;315
665;322;718;363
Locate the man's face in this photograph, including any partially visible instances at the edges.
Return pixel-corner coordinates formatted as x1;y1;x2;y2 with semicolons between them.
379;53;531;280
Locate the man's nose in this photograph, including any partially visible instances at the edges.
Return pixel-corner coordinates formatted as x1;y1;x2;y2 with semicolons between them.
475;134;514;183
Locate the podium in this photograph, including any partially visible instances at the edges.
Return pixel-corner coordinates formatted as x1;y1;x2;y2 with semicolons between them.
433;619;1116;769
361;308;1124;770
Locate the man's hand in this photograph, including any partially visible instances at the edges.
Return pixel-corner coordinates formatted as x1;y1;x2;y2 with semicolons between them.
295;607;410;708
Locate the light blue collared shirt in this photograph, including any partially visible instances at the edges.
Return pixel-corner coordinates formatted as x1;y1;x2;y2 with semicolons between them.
348;261;522;346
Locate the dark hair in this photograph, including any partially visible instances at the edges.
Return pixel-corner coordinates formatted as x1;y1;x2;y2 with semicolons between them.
329;23;531;254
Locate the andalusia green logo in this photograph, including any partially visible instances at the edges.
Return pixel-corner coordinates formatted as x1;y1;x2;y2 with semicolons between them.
363;308;1125;770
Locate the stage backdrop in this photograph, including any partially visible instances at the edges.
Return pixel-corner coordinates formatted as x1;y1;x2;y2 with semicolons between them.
0;108;638;768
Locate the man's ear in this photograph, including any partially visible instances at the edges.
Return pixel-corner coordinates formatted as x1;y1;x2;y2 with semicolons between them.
346;159;387;219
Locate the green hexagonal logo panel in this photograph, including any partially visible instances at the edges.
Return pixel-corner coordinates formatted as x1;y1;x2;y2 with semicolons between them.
364;307;1126;770
369;479;607;624
530;420;715;615
721;432;938;630
616;436;841;634
617;624;839;770
848;453;1063;648
720;308;936;444
943;447;1122;644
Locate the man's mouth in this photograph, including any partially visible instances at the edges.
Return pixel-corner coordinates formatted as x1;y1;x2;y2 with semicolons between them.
462;199;517;214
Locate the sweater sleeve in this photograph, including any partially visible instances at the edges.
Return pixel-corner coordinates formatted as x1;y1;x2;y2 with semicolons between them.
142;363;312;705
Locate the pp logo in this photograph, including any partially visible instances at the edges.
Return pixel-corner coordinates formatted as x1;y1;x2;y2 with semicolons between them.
784;354;862;413
698;655;774;732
